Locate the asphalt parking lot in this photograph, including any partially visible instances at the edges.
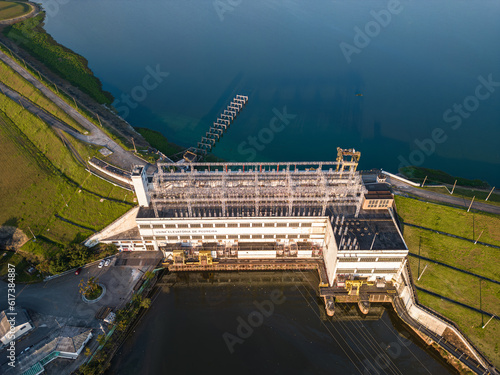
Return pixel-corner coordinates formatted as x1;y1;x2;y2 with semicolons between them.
0;251;162;361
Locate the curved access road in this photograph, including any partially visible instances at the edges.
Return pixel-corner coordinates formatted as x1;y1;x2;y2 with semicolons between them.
382;174;500;216
0;48;145;170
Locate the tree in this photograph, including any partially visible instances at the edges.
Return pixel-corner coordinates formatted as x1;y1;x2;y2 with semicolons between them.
140;298;151;309
79;277;100;296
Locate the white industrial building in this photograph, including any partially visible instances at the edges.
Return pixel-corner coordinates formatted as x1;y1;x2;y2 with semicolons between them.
90;150;407;287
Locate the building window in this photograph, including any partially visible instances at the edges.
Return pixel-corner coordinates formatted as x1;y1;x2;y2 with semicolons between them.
215;223;226;228
264;223;275;227
227;223;238;228
146;245;155;251
378;257;404;263
152;224;164;229
178;224;189;228
190;224;201;228
143;236;154;241
264;234;274;239
240;223;250;227
165;224;176;228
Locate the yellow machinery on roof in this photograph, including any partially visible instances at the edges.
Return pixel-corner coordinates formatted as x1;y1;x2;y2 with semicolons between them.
345;279;374;295
336;147;361;173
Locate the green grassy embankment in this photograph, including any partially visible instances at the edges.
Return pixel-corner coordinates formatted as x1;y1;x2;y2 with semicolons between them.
134;127;184;157
0;58;88;133
400;166;490;188
395;196;500;367
0;20;136;151
3;13;113;105
0;93;134;274
0;1;31;21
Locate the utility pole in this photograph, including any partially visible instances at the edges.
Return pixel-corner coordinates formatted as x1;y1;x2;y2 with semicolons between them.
474;230;484;245
467;196;475;212
418;264;428;281
418;236;421;276
28;226;36;242
451;180;457;194
485;186;495;201
370;233;377;250
482;314;495;329
472;213;475;241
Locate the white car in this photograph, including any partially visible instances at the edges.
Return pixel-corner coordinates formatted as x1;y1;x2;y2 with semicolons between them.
98;260;104;268
104;259;111;267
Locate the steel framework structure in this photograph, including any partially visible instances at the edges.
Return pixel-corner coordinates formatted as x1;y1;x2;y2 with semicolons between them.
148;160;366;218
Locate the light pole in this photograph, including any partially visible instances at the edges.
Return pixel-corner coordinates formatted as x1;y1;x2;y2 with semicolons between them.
418;236;421;276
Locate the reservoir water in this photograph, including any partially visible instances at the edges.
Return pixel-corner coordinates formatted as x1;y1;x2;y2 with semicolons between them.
36;0;500;185
108;272;456;374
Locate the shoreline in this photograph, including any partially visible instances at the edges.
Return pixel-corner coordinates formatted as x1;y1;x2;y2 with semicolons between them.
0;6;497;374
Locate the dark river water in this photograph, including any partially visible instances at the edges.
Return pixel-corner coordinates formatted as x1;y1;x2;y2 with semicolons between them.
36;0;500;185
107;272;456;375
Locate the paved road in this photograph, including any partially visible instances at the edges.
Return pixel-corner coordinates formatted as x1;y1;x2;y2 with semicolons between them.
386;175;500;216
0;49;145;170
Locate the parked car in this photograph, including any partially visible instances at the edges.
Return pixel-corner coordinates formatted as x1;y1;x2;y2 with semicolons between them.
104;259;111;267
98;260;104;268
75;267;82;275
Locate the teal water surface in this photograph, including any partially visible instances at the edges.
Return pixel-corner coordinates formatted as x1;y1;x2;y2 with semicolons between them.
37;0;500;184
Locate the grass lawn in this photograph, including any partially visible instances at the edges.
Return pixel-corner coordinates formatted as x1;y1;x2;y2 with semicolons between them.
395;195;500;247
0;95;133;270
396;196;500;368
0;59;88;133
0;1;31;21
417;292;500;369
0;251;41;283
